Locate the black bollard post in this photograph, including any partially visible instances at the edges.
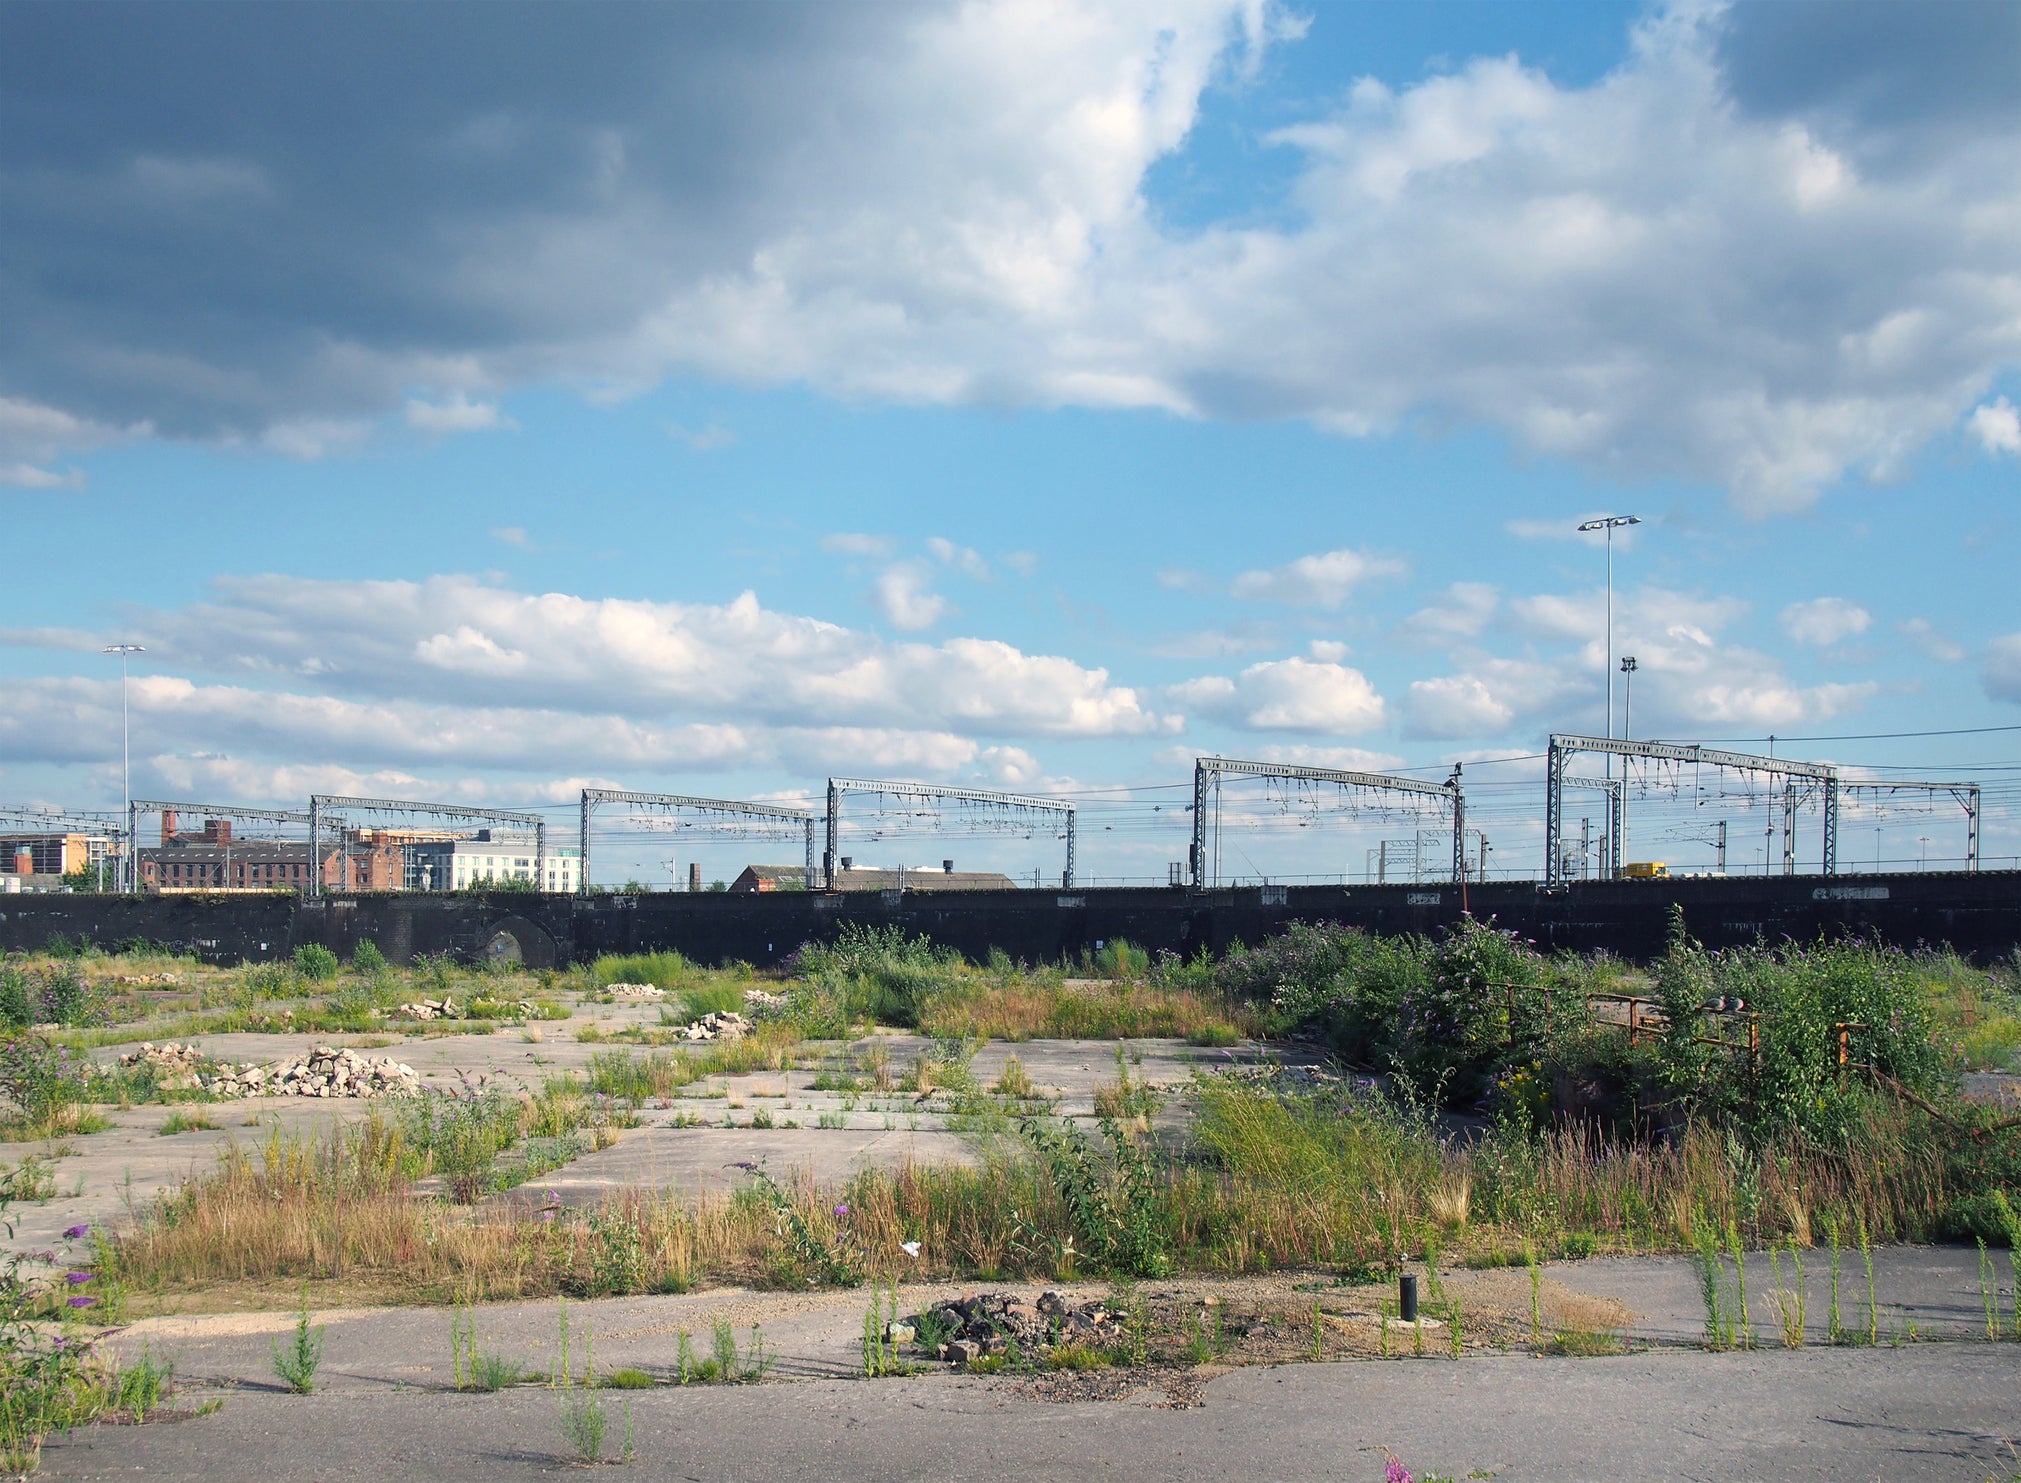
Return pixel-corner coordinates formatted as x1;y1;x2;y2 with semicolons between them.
1399;1273;1419;1324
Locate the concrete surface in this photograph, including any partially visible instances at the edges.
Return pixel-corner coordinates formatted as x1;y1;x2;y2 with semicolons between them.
38;1344;2021;1481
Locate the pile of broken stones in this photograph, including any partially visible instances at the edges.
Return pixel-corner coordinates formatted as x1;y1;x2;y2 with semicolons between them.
912;1292;1127;1367
674;1010;750;1042
605;982;665;1001
116;1041;421;1098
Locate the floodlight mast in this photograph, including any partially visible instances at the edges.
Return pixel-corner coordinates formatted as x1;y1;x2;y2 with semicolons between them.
1189;757;1460;890
824;777;1075;889
308;795;544;897
577;788;818;893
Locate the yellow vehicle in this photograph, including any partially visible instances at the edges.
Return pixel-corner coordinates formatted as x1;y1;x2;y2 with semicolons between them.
1620;861;1669;879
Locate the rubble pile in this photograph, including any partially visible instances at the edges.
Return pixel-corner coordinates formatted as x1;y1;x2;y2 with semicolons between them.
117;1042;210;1089
675;1010;750;1043
741;988;789;1015
114;972;182;987
256;1045;422;1098
395;997;463;1020
605;983;666;1001
917;1292;1128;1367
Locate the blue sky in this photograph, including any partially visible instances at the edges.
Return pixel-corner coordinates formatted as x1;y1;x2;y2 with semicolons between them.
3;0;2017;886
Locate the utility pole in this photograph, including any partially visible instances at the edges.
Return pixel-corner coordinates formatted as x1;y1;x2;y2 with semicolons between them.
1618;655;1638;865
1716;819;1727;872
102;644;145;892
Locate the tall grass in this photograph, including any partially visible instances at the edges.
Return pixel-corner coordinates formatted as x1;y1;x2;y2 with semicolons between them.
917;978;1248;1042
589;952;694;990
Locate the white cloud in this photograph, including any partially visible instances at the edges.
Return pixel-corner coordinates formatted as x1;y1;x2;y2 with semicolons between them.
1403;675;1514;740
1899;617;1967;664
1245;743;1406;772
871;564;951;631
1781;597;1871;647
1306;639;1350;662
1969;397;2021;456
1171;657;1386;733
1396;582;1498;647
404;393;516;434
821;532;897;558
1229;548;1406;607
490;525;533;549
926;537;990;579
10;6;2021;511
1985;634;2021;704
127;573;1175;742
1001;551;1039;577
1150;626;1278;660
1156;567;1211;593
0;462;85;490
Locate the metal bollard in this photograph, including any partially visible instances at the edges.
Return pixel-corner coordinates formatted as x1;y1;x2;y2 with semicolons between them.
1399;1273;1419;1324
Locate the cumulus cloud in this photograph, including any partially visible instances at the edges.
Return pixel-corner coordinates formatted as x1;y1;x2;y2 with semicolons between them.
1969;397;2021;456
1230;548;1406;608
9;4;2015;508
108;573;1176;742
1396;582;1498;647
1899;617;1967;664
490;525;533;549
1781;597;1871;647
871;564;951;631
1171;657;1386;733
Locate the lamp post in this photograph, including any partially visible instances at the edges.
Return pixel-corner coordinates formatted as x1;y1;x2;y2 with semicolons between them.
1577;516;1641;743
1578;515;1639;877
102;644;145;892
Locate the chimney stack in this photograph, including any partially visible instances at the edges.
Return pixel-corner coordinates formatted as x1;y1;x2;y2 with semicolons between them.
688;862;701;893
943;859;954;873
160;809;178;844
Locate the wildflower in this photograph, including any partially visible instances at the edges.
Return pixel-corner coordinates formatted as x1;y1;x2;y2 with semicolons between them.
63;1224;91;1239
66;1295;96;1309
834;1204;850;1219
65;1272;93;1285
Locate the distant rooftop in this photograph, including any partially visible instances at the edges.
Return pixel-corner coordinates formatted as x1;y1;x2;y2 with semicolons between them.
730;863;1016;892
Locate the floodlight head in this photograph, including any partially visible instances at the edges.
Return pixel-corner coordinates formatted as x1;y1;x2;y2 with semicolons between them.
1576;514;1642;533
102;643;146;655
1620;655;1638;672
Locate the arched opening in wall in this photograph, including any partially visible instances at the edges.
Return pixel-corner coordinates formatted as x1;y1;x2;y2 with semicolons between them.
481;915;558;970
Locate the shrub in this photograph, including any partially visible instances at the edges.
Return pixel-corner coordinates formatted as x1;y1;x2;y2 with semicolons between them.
351;940;387;972
590;952;692;990
29;966;98;1028
1395;918;1572;1106
0;969;28;1030
0;1034;89;1130
293;944;340;982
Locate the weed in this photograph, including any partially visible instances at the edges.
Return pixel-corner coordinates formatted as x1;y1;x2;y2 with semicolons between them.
1768;1242;1808;1349
108;1344;175;1422
1859;1218;1879;1346
1310;1299;1325;1360
1692;1224;1732;1350
293;944;340;983
1727;1222;1752;1349
992;1056;1035;1099
601;1367;654;1389
270;1286;325;1393
1825;1216;1845;1344
862;1281;909;1377
157;1109;222;1136
556;1388;607;1463
1047;1342;1104;1371
1182;1304;1227;1365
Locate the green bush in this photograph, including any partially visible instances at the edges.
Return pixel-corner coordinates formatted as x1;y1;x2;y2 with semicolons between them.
0;969;29;1030
293;944;340;982
1394;918;1573;1105
351;940;387;972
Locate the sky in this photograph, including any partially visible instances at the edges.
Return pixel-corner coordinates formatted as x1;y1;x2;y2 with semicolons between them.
2;0;2018;887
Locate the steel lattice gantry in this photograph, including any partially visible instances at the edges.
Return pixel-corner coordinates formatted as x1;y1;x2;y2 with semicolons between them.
1190;756;1462;890
1837;779;1982;872
823;777;1075;889
577;788;818;893
1557;777;1624;880
125;799;315;894
1544;734;1839;885
307;795;544;896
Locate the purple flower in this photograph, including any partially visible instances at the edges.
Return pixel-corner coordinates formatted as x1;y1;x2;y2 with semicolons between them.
833;1204;850;1219
65;1272;93;1285
540;1210;555;1222
66;1295;96;1309
63;1224;91;1239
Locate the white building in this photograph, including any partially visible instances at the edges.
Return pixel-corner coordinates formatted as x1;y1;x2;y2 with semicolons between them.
419;831;580;892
